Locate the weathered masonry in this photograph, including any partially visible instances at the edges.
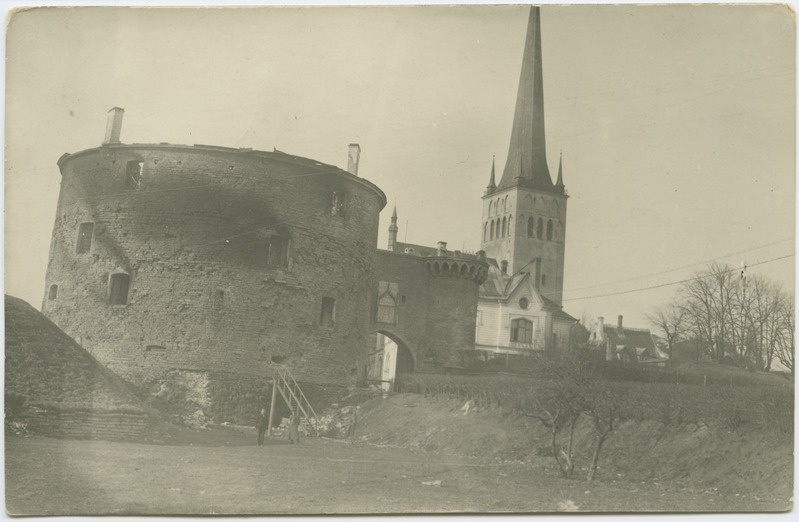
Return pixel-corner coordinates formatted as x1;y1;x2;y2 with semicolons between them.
43;108;386;392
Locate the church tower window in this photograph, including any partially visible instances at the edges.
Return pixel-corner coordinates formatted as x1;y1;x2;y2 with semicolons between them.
501;217;507;238
546;220;553;241
48;284;58;300
536;218;544;239
527;217;534;237
125;161;143;189
490;221;495;240
76;222;94;254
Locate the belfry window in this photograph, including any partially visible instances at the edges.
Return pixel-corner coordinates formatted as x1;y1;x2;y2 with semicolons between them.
490;221;495;240
536;218;544;239
109;273;130;305
501;217;507;238
125;161;143;189
546;220;553;241
76;222;94;254
320;297;336;327
510;318;533;344
48;284;58;300
527;217;535;237
266;236;289;267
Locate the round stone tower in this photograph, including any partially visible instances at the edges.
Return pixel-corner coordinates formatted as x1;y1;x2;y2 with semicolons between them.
43;109;386;401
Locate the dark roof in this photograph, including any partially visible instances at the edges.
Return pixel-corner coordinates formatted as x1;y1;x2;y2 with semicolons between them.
603;325;658;359
391;241;439;257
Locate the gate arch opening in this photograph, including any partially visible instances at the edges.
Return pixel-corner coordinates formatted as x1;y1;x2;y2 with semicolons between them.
368;330;414;392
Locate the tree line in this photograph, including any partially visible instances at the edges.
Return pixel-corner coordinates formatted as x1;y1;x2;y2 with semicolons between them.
648;262;794;375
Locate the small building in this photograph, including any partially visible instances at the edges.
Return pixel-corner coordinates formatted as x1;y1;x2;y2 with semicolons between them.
588;315;669;366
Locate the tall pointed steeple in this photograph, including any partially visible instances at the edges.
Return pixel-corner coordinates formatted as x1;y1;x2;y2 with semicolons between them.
485;155;497;194
497;6;553;192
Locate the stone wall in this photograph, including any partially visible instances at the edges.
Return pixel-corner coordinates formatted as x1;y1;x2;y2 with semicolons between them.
21;408;148;442
43;144;386;391
373;251;487;371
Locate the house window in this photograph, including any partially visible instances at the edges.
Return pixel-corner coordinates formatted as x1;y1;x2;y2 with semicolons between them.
320;297;336;327
109;273;130;305
518;298;529;310
331;191;347;217
76;222;94;254
546;220;553;241
48;284;58;300
125;161;143;189
266;236;289;267
510;318;533;344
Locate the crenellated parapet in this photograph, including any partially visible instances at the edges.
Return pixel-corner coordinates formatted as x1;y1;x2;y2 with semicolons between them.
423;256;489;284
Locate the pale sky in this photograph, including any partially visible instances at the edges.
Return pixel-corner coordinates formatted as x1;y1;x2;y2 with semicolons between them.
5;4;795;329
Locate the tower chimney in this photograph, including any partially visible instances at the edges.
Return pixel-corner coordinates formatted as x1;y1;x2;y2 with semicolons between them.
618;315;623;329
103;107;124;145
347;144;361;176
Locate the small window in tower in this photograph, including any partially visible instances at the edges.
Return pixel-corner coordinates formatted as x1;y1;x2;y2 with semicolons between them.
501;217;507;238
546;220;553;241
527;217;535;237
266;236;289;267
331;191;347;217
508;215;513;236
490;221;495;240
125;161;143;189
76;222;94;254
484;222;488;242
48;284;58;300
536;218;544;239
109;273;130;305
320;297;336;327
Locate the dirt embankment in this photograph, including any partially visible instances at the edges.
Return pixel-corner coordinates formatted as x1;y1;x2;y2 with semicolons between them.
351;394;793;504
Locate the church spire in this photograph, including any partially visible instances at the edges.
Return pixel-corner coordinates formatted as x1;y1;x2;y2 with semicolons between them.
555;150;564;191
497;6;553;192
485;155;497;194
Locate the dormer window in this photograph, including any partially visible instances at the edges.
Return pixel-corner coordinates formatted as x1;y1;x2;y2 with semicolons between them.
518;298;529;310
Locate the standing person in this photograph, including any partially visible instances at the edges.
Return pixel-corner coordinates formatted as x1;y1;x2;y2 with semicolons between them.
256;407;269;446
288;409;300;444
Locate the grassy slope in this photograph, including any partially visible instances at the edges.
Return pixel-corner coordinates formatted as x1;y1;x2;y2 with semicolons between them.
354;393;793;506
5;295;144;413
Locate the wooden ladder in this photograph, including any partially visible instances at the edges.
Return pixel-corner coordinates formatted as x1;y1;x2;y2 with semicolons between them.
267;366;320;436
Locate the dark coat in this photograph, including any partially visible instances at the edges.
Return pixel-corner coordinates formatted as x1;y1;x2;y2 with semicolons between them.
256;414;268;432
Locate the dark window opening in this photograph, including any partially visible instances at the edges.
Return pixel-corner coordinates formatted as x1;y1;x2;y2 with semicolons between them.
542;275;547;286
213;289;225;308
546;220;553;241
401;295;407;304
145;345;166;352
510;318;533;344
125;161;143;189
109;273;130;305
527;217;535;237
76;222;94;254
320;297;336;327
48;284;58;300
331;191;347;217
501;217;507;238
266;236;289;267
536;218;544;239
490;220;495;240
518;297;528;310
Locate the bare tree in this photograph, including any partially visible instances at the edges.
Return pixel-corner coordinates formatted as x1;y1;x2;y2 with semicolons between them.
775;298;795;376
647;303;687;352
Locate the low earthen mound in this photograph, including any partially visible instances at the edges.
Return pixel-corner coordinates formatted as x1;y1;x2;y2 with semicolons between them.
5;295;145;418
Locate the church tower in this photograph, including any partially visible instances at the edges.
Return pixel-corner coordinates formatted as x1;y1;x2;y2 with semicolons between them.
480;6;568;305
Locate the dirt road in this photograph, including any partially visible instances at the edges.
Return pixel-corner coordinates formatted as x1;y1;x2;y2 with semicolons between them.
5;435;786;515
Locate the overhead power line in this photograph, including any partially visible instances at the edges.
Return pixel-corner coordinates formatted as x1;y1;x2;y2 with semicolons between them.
560;253;794;303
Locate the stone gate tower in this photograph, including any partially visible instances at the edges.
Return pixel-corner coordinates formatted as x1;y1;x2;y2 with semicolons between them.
480;6;568;305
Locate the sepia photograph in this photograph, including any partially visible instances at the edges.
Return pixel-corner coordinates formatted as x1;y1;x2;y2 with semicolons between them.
4;2;795;515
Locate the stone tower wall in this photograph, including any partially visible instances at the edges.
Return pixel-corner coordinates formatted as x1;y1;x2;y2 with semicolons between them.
43;144;385;388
